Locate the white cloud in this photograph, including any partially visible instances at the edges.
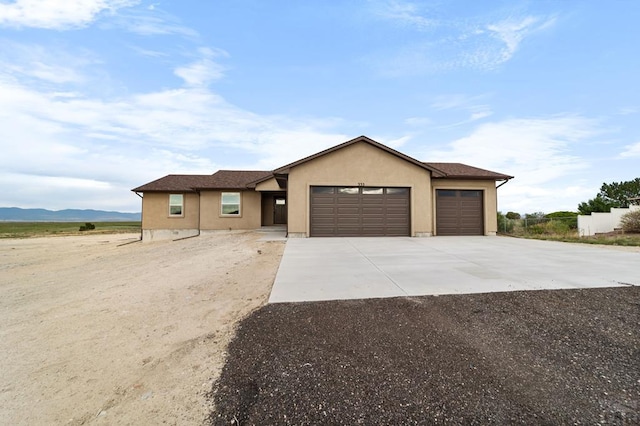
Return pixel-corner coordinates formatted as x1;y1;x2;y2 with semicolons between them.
486;15;557;64
423;115;603;213
368;6;557;75
619;141;640;158
174;48;228;87
427;115;597;177
469;109;492;121
0;54;352;211
370;0;436;29
429;93;493;126
114;6;197;37
405;117;432;126
0;40;94;84
0;0;138;29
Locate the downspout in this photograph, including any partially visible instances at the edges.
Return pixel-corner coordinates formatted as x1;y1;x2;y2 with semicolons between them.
495;178;512;235
135;191;143;241
196;190;201;237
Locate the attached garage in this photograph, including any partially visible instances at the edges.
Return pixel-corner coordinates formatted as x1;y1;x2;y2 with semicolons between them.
436;189;484;236
310;186;410;237
134;136;513;241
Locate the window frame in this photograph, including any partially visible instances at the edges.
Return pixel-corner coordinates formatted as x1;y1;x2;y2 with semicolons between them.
168;194;184;217
220;192;242;216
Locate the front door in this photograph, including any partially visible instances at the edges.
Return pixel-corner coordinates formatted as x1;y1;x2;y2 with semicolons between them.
274;197;287;224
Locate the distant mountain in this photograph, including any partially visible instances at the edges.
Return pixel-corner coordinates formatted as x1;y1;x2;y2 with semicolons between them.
0;207;141;222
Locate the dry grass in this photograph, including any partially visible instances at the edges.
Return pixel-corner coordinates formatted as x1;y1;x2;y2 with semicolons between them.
518;232;640;246
0;221;141;238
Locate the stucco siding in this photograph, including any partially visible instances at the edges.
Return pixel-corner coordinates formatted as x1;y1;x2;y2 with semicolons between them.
141;192;199;229
255;177;281;191
286;141;433;237
431;180;499;236
199;190;262;230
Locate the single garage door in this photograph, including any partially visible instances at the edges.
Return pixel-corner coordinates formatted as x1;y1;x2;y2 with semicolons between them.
436;189;483;235
310;186;410;237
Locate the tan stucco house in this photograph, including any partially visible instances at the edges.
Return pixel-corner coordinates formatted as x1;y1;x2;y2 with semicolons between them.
132;136;513;241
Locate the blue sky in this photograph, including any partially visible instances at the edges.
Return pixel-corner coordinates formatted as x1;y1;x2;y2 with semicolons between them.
1;0;639;214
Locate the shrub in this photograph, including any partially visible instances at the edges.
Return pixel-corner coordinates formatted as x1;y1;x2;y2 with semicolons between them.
620;210;640;233
79;222;96;231
546;211;578;229
497;212;514;233
526;220;572;236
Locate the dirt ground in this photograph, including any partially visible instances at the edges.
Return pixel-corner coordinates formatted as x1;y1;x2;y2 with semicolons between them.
211;287;640;425
0;231;285;425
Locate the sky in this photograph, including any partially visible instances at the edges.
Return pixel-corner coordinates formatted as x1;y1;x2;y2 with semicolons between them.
1;0;639;214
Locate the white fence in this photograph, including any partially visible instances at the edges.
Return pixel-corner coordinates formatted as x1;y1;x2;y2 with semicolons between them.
577;205;640;236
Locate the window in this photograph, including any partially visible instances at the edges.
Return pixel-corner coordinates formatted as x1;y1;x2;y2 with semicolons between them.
338;187;359;194
387;188;409;195
312;187;334;194
362;187;383;195
169;194;183;216
221;192;241;215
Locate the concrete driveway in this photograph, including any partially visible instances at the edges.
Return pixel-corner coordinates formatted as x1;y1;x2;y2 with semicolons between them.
268;237;639;303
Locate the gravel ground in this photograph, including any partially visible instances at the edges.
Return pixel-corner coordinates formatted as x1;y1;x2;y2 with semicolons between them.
208;287;640;425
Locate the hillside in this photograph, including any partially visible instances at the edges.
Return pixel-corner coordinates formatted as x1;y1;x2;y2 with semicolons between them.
0;207;141;222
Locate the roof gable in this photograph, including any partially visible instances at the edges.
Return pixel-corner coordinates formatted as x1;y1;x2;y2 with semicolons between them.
132;136;513;193
273;135;446;177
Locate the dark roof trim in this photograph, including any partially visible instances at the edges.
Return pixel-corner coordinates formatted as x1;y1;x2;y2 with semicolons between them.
273;135;447;177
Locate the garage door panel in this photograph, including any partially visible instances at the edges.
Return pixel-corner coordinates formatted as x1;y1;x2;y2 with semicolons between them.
310;186;410;237
362;205;384;213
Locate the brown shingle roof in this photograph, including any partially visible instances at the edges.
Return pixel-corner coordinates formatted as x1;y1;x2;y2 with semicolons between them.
131;175;212;192
132;138;513;193
197;170;273;189
425;163;513;180
132;170;272;192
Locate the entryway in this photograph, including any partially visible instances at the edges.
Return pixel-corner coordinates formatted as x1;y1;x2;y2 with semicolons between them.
261;192;287;227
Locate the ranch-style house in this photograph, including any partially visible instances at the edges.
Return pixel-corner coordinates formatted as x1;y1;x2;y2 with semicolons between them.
132;135;513;241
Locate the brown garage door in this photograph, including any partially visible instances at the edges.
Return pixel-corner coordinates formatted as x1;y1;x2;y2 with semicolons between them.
436;189;483;236
310;186;410;237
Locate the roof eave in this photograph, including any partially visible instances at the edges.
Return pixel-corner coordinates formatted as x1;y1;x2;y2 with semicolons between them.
432;175;514;181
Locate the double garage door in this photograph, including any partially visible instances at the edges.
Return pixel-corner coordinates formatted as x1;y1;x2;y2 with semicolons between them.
310;186;410;237
309;187;484;237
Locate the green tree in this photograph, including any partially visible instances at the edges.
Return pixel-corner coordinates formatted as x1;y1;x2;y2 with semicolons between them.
578;194;619;215
599;178;640;207
578;178;640;214
505;211;521;219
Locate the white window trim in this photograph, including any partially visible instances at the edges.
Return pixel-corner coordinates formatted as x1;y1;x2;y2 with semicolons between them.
169;194;184;217
220;192;242;217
